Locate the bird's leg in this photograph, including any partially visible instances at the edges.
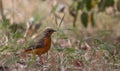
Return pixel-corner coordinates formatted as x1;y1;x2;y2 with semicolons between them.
38;55;44;64
46;52;49;62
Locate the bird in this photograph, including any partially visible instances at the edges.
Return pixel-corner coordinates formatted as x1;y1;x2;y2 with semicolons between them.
18;28;56;63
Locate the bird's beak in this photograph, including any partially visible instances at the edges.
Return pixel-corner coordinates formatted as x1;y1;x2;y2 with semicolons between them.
51;29;56;35
52;29;56;32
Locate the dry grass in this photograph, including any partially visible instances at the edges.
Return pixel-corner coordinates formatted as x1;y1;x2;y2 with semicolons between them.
0;0;120;71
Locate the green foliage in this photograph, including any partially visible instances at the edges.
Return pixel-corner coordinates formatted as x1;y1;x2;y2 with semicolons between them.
98;0;106;11
94;39;103;45
91;12;95;27
10;31;23;38
86;0;92;11
55;13;68;39
98;0;114;11
68;0;117;28
65;48;75;54
0;46;9;52
114;43;120;49
0;1;120;70
55;46;64;52
51;3;58;13
81;12;88;27
117;0;120;12
105;0;114;7
9;24;24;33
59;13;65;27
1;17;10;28
69;1;78;18
77;1;84;10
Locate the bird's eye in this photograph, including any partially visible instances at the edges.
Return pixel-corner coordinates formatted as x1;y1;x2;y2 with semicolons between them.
48;30;52;32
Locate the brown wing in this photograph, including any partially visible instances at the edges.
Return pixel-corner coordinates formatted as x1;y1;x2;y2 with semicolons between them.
25;38;44;52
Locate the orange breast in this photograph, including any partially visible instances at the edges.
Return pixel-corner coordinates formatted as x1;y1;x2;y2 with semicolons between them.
30;37;51;55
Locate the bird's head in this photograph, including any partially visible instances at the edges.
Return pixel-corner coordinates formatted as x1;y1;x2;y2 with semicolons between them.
44;28;56;37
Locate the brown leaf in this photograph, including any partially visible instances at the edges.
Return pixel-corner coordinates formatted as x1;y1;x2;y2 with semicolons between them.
72;59;84;67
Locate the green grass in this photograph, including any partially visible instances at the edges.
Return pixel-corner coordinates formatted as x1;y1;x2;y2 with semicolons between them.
0;19;120;71
0;1;120;70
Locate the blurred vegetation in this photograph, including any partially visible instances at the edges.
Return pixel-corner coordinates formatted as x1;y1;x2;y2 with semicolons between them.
69;0;118;27
0;0;120;71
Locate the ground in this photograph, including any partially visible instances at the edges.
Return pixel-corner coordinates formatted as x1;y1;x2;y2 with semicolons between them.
0;0;120;71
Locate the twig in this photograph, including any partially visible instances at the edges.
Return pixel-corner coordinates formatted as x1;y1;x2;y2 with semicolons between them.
0;35;8;46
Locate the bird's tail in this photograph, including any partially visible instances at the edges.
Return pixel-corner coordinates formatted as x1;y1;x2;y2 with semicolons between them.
15;50;27;58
